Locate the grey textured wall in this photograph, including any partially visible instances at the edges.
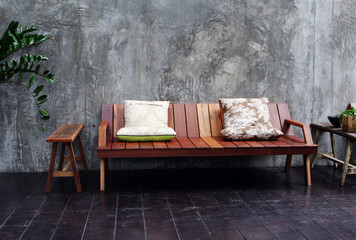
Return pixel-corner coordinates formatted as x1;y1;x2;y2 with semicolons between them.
0;0;355;172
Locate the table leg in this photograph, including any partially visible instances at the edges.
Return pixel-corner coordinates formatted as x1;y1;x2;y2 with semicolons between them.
341;140;353;186
330;133;338;168
46;143;58;193
68;143;82;192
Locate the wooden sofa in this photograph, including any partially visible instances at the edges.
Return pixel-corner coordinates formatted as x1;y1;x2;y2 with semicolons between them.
97;103;318;191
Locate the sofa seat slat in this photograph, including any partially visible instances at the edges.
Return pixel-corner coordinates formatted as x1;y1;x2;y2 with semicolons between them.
153;142;168;149
232;141;252;148
201;137;224;148
258;141;280;148
126;142;139;149
189;137;210;149
246;141;265;148
112;141;125;150
140;142;154;149
214;137;238;148
166;138;182;149
279;136;305;147
271;139;291;147
176;137;196;149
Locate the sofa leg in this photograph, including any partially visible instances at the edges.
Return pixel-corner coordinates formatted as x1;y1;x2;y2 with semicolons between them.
285;155;292;173
100;158;106;191
303;155;312;186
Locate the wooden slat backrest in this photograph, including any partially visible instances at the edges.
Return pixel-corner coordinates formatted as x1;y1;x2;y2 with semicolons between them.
113;104;125;142
185;104;200;138
168;104;174;128
173;104;187;137
268;103;282;131
209;103;223;137
277;103;294;136
197;104;212;137
102;104;113;140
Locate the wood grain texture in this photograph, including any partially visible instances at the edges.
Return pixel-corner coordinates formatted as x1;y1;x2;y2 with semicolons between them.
268;103;282;130
197;103;212;137
173;104;187;137
277;103;294;136
201;137;224;148
47;124;84;143
185;104;200;138
101;104;114;140
209;103;223;137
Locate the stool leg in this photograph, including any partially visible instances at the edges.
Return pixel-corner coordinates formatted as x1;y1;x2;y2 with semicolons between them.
46;143;58;193
341;140;353;186
77;134;88;173
58;143;66;171
68;143;82;192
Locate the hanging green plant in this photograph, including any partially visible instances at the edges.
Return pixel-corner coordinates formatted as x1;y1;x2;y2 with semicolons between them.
0;21;54;132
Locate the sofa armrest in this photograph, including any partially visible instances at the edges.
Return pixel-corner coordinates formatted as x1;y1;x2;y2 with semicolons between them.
284;119;314;145
98;121;109;148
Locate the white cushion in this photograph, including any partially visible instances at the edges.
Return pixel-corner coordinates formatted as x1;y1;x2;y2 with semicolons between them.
117;126;176;136
123;100;170;128
219;98;284;140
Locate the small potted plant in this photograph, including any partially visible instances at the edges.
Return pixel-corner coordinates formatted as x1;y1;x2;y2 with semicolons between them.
339;107;356;132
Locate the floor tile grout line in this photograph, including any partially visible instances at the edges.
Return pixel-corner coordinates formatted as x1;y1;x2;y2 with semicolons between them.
164;192;181;240
81;194;96;240
113;193;119;240
265;167;338;239
186;191;213;240
18;197;47;240
231;170;309;240
140;190;148;240
0;208;16;230
50;194;72;240
260;167;325;239
210;191;247;239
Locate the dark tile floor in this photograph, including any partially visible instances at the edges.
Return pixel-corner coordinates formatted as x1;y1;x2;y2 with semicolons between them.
1;165;356;240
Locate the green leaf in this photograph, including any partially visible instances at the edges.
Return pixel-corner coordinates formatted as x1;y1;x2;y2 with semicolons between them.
17;70;23;81
10;59;17;68
33;85;43;96
37;95;48;102
41;116;50;121
41;124;46;132
6;71;14;79
28;75;35;87
38;98;48;105
40;109;49;116
35;63;40;72
43;70;49;75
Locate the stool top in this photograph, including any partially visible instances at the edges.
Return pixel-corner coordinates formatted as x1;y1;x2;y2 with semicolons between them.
310;122;356;142
47;124;84;142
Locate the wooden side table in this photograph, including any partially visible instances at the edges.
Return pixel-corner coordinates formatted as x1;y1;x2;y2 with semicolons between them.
46;124;88;193
310;122;356;186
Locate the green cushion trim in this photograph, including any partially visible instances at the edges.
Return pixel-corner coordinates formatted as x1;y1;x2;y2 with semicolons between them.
117;135;176;142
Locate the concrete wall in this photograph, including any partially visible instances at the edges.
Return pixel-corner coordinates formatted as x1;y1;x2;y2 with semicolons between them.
0;0;355;172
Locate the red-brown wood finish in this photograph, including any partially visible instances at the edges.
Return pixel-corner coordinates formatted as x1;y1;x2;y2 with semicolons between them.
97;103;318;191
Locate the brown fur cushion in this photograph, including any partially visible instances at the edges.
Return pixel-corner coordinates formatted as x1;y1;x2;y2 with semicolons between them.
219;98;284;140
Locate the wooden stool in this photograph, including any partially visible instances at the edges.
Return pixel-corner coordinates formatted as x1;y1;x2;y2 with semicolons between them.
46;124;88;193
